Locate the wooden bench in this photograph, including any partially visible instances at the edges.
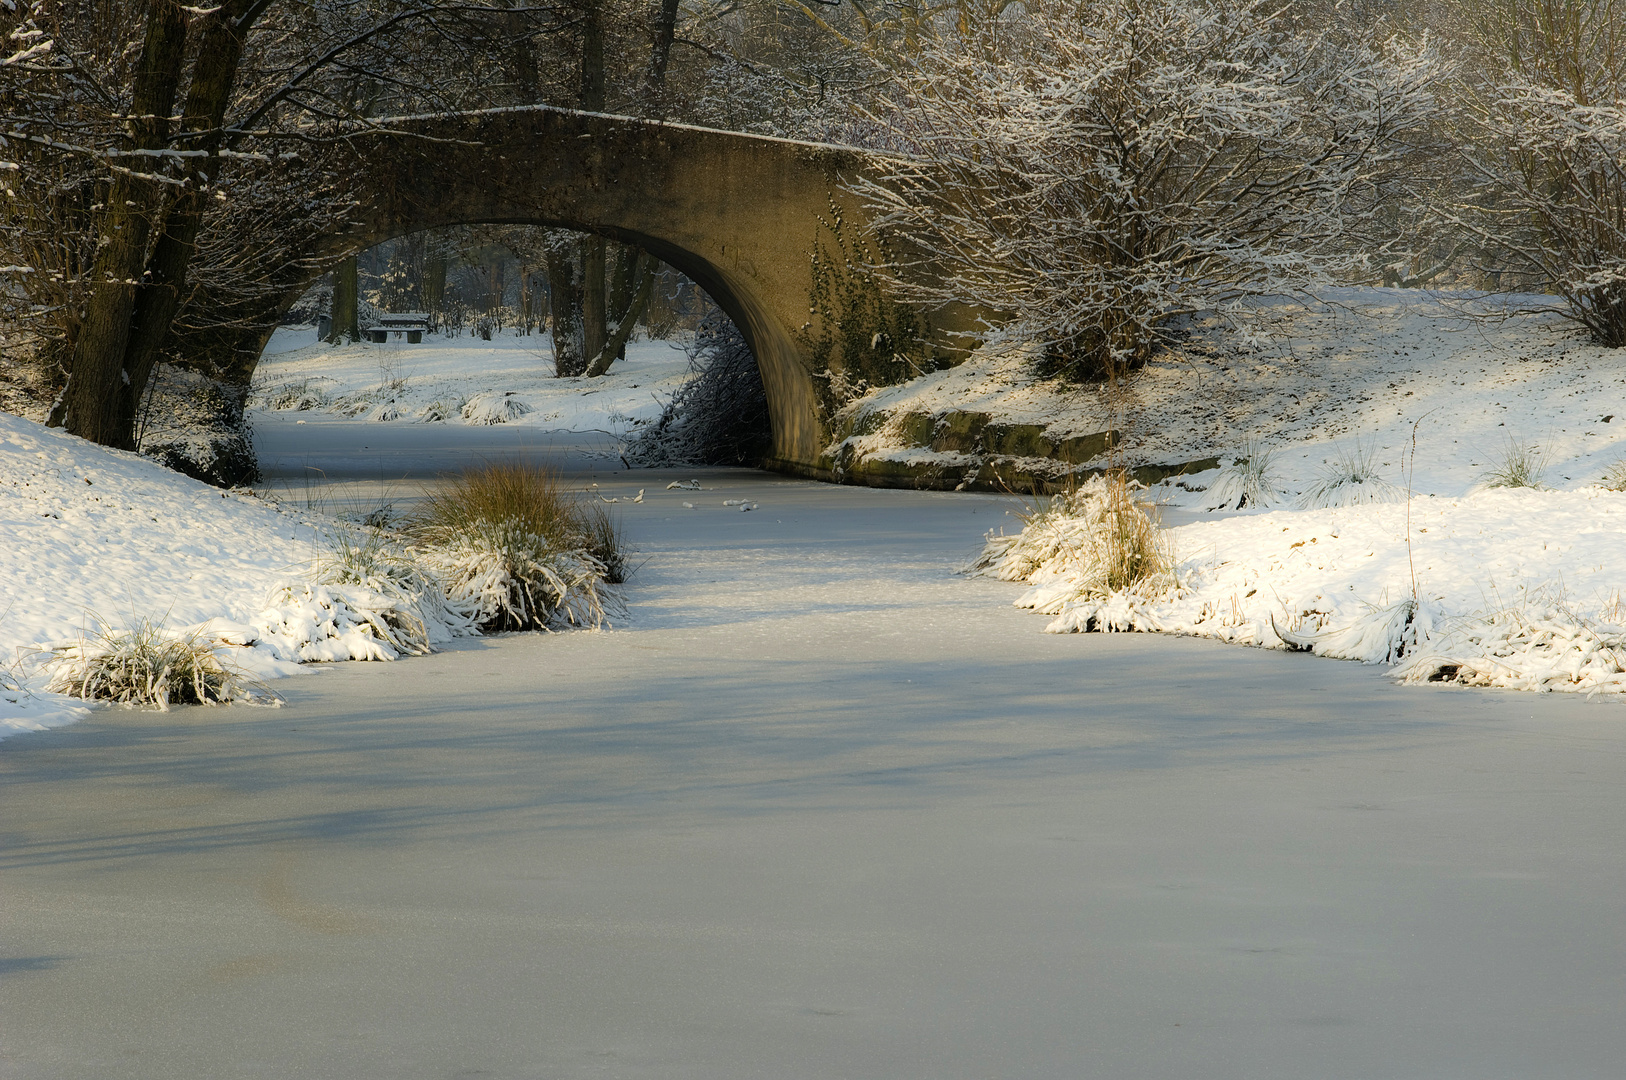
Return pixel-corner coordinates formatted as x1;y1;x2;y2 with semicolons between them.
365;312;430;343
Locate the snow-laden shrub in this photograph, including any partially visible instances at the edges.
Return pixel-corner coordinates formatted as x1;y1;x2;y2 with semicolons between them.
1205;438;1284;510
412;462;621;631
317;525;476;635
1394;589;1626;694
1444;0;1626;345
418;394;465;423
1603;460;1626;492
1301;598;1429;664
256;580;438;662
461;392;531;425
1298;440;1405;509
44;619;272;710
264;380;330;412
136;365;259;488
1481;436;1547;490
332;389;384;418
418;533;611;632
974;473;1175;601
624;310;771;466
852;0;1439;380
255;524;477;662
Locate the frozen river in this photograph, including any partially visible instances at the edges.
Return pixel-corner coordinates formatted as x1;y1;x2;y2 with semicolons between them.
2;416;1624;1078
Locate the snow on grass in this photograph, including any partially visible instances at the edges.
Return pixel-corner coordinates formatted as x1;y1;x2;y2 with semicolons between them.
44;617;281;711
0;410;482;738
1296;437;1406;509
979;482;1626;696
1202;436;1286;510
973;474;1174;598
411;461;623;632
253;328;692;440
0;411;319;735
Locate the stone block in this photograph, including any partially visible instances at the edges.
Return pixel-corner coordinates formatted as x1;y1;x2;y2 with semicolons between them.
930;410;991;452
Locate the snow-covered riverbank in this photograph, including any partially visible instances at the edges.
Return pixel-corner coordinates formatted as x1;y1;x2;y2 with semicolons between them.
6;288;1626;737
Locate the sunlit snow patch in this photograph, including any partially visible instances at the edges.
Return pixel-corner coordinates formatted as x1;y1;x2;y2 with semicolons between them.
979;485;1626;697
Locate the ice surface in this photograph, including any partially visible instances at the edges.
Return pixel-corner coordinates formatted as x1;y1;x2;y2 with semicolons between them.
2;449;1623;1078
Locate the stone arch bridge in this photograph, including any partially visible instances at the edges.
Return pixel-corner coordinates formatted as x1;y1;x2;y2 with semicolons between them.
248;108;1137;489
267;105;972;483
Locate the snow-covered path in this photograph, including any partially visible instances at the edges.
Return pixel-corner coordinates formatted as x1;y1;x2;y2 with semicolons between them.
3;437;1625;1078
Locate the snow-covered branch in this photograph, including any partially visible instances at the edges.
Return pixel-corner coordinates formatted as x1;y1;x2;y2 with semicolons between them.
1440;0;1626;345
850;0;1441;379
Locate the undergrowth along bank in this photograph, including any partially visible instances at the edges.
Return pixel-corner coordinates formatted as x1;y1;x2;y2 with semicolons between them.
23;461;627;713
975;479;1626;698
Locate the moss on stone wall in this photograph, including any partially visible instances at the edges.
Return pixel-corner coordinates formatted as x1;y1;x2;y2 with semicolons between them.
798;197;947;425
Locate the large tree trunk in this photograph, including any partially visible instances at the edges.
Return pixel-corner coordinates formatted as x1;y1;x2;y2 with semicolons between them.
642;0;680;114
545;245;585;376
56;0;188;445
328;257;359;344
114;0;256;442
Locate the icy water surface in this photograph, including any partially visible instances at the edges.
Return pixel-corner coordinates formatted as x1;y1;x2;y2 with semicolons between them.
1;420;1623;1079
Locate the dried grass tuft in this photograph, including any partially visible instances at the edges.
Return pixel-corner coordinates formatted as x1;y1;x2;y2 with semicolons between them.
44;619;274;710
974;472;1175;599
1298;438;1405;509
1204;437;1283;510
579;502;629;585
1481;437;1547;490
412;462;624;631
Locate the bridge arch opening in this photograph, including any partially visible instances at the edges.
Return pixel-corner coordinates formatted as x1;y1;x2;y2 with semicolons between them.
269;222;775;466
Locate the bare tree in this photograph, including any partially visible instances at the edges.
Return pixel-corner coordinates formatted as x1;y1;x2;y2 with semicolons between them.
1441;0;1626;345
1;0;593;448
849;0;1441;380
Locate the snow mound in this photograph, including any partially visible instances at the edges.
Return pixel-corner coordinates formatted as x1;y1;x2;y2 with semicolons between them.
255;580;440;662
979;486;1626;697
461;392;532;425
0;412;488;738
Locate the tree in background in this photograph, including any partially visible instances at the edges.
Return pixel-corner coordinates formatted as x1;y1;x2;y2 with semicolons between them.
848;0;1441;381
1441;0;1626;345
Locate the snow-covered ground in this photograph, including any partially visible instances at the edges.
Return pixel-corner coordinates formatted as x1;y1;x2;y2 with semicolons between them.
838;289;1626;495
982;476;1626;694
828;288;1626;695
0;412;324;737
1;331;695;739
253;326;692;438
